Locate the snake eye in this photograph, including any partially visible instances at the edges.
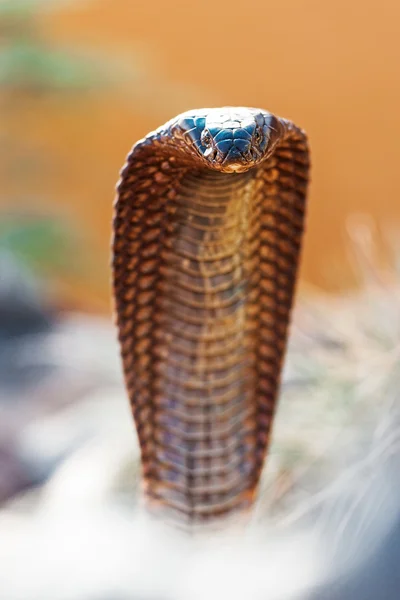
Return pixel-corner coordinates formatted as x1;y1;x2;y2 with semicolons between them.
254;127;263;145
201;129;212;147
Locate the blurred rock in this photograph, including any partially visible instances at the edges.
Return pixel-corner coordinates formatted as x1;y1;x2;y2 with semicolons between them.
0;252;125;503
0;251;53;340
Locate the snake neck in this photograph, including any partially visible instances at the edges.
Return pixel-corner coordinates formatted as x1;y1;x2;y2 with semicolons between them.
148;168;263;522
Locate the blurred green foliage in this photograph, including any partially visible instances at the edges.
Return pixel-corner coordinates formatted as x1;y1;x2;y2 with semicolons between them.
0;0;103;294
0;41;103;91
0;0;106;92
0;215;82;276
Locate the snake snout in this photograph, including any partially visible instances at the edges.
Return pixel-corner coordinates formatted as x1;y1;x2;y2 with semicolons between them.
218;142;258;172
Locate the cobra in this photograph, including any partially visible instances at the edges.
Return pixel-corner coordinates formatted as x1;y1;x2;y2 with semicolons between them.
112;107;310;524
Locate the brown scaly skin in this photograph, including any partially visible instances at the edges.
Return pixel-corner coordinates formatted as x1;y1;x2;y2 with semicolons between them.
112;107;310;525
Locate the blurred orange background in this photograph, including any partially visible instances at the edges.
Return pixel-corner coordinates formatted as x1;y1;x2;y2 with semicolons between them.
2;0;400;312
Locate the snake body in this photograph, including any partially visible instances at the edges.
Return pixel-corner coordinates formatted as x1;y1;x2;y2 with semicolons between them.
113;107;310;524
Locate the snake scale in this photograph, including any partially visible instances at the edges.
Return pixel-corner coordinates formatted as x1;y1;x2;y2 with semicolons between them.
113;107;310;524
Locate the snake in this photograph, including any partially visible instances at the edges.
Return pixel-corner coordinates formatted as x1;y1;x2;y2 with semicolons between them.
112;107;310;525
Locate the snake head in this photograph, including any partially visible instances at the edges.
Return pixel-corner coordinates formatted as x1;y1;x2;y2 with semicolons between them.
174;107;279;173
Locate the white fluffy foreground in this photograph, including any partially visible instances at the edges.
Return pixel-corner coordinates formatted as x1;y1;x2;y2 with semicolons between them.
2;398;400;600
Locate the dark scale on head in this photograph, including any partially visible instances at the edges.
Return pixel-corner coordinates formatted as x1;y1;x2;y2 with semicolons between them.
176;107;275;173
